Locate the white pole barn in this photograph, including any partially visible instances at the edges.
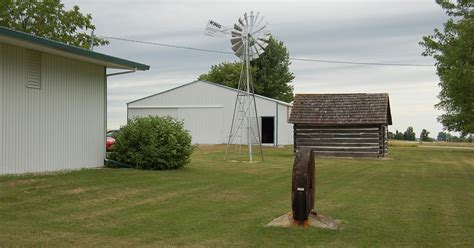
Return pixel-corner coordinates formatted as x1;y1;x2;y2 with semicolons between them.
127;80;294;145
0;27;149;174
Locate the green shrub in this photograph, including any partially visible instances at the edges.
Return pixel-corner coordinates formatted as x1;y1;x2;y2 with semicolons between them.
109;116;194;170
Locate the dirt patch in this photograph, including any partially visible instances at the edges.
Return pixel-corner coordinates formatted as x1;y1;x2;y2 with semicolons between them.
66;188;87;194
267;212;343;230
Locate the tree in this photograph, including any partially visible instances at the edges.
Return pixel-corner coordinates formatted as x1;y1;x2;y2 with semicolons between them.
420;0;473;135
403;127;416;141
197;62;252;90
420;129;431;142
387;131;394;139
393;130;405;140
437;131;449;141
0;0;108;49
199;36;295;102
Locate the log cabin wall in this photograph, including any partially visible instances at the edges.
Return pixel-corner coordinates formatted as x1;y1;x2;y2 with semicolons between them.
294;124;387;157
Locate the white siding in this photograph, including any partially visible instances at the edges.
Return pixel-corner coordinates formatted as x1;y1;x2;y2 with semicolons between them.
129;108;178;119
277;103;293;145
0;44;3;161
129;107;224;144
0;44;105;174
128;81;293;145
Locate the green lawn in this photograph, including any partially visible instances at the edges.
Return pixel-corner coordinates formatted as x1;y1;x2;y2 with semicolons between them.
0;145;473;247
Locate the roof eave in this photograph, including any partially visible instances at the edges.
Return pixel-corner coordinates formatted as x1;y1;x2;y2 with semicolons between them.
0;27;150;71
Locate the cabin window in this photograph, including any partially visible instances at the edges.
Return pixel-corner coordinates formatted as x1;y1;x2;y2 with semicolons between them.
27;50;41;89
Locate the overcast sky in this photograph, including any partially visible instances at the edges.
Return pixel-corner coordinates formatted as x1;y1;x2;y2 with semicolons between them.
64;0;449;136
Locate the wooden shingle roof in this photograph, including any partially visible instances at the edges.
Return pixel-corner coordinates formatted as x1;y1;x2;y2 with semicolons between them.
289;93;392;125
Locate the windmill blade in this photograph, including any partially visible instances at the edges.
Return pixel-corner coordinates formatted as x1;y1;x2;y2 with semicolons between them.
244;12;249;26
256;39;268;50
232;42;244;54
255;15;265;28
250;11;255;26
258;31;272;42
252;24;268;37
236;51;244;59
251;45;260;60
232;42;244;52
258;37;270;44
231;30;242;37
254;12;260;26
254;45;264;55
231;37;242;46
238;17;245;27
251;52;259;60
234;23;243;32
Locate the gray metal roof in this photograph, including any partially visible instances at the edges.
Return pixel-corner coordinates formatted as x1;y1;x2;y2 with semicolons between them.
127;80;293;107
0;26;149;71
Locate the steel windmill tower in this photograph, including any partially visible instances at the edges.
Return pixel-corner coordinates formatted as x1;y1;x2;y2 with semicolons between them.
206;11;270;162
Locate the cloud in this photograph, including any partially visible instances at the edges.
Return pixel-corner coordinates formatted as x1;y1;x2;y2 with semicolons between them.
64;0;449;136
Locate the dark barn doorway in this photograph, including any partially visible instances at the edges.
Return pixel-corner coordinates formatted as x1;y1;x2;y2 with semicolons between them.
261;116;275;144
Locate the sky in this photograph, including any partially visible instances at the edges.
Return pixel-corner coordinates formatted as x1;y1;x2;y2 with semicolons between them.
64;0;450;137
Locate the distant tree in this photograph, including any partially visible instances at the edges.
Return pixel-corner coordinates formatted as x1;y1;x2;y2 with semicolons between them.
403;127;416;141
437;131;449;141
0;0;108;49
393;130;405;140
420;0;474;135
420;129;431;142
387;131;394;139
450;135;460;142
199;36;295;102
467;134;473;143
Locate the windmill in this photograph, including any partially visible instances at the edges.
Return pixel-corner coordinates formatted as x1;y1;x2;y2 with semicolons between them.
206;12;271;162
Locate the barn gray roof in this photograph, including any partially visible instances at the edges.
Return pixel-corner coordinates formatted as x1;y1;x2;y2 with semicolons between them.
289;93;392;125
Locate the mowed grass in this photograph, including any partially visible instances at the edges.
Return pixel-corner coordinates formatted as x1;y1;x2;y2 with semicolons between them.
0;145;473;247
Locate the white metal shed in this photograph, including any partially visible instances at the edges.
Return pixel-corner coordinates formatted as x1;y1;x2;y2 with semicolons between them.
0;27;149;174
127;80;293;145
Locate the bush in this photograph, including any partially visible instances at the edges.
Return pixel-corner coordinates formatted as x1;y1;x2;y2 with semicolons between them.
109;116;194;170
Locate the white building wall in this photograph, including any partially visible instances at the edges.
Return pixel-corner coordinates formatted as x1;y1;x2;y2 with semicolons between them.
0;44;105;174
0;44;3;161
128;81;293;145
277;103;293;145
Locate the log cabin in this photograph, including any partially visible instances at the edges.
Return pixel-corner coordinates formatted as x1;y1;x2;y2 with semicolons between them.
289;93;392;158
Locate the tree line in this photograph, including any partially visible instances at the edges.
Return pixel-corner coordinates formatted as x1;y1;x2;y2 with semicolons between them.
389;127;473;142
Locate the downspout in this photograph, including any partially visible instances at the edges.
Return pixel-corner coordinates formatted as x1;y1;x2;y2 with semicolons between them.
104;67;107;162
104;68;137;165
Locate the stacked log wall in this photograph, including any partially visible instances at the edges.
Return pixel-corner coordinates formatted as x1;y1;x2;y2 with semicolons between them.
294;124;387;157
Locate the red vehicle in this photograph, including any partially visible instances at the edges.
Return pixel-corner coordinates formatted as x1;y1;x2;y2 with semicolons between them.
106;130;119;151
106;137;115;151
